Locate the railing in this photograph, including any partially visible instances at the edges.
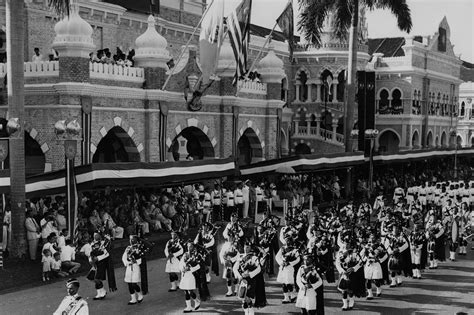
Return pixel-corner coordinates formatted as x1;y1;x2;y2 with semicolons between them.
379;56;408;67
89;62;145;83
0;61;59;78
291;100;345;112
237;80;267;95
295;125;344;145
295;42;368;53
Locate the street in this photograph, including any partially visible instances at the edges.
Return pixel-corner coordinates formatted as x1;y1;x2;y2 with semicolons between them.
1;247;473;315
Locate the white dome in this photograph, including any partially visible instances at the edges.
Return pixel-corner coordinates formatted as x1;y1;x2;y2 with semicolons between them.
258;42;285;83
52;7;95;58
217;41;236;75
134;15;170;68
54;10;93;38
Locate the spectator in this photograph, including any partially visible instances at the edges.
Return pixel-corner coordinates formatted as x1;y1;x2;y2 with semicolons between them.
25;210;41;260
32;47;42;63
60;239;81;274
40;212;59;243
56;209;67;232
42;233;59;256
131;208;149;236
57;228;68;249
51;252;69;278
88;209;102;232
42;248;53;281
101;209;124;239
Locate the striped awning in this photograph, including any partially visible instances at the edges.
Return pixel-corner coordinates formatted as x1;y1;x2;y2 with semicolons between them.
24;158;235;198
240;152;366;176
372;148;474;163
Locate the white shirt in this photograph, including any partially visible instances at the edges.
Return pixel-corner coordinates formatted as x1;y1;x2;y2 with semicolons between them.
53;294;89;315
80;243;92;257
32;54;43;63
42;242;57;255
60;245;76;262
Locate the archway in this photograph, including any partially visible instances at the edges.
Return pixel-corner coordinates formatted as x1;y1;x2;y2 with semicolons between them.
435;136;439;148
294;143;311;155
378;130;400;153
237;128;263;165
1;130;45;176
93;126;140;163
426;131;433;148
321;111;332;131
441;132;447;147
169;126;214;161
411;130;420;148
280;129;288;156
456;135;463;148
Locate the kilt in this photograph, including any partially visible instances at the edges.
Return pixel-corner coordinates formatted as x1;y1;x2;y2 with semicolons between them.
411;248;422;264
238;277;256;299
364;262;383;280
165;257;181;273
277;265;295;284
95;259;108;281
296;287;317;310
388;256;401;272
179;270;196;291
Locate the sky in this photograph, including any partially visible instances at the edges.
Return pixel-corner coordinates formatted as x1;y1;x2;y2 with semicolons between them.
223;0;474;63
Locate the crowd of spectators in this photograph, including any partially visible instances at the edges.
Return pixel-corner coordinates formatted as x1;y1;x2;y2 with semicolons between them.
89;47;135;67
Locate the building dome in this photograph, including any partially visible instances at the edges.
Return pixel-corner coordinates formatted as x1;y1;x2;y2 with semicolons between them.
52;6;94;58
216;41;236;77
258;41;285;83
134;15;170;68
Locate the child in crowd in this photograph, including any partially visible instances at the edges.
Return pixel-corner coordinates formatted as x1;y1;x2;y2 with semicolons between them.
51;252;69;278
42;249;54;281
57;229;68;249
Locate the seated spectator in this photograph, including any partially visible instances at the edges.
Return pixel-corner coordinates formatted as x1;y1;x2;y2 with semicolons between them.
51;252;69;278
100;209;124;239
131;208;149;236
42;233;59;256
88;209;102;231
151;200;172;232
56;209;67;232
60;239;81;274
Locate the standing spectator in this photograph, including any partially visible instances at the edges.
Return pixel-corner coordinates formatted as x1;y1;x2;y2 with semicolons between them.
25;210;41;260
42;248;53;281
101;210;124;239
89;209;103;232
40;212;59;243
60;239;81;274
56;209;67;232
32;47;43;62
2;206;11;255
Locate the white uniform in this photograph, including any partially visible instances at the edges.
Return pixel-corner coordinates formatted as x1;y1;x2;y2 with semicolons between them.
393;187;405;204
122;247;142;283
418;186;427;206
53;294;89;315
276;247;300;284
164;239;184;273
295;265;323;311
179;253;200;290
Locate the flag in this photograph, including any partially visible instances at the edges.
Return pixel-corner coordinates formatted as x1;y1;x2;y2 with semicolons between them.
276;1;294;61
199;0;225;85
227;0;252;83
66;157;79;246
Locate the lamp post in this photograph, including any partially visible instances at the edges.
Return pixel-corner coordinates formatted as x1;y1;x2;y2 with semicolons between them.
322;75;333;140
364;128;379;198
449;127;458;179
54;119;81;240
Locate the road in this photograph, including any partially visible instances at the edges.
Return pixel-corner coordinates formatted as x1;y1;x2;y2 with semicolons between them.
1;248;474;315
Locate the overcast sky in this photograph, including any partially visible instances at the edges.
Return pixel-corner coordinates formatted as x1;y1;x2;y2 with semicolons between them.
223;0;473;62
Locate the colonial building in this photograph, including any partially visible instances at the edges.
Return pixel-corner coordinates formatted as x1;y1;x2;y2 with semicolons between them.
458;61;474;147
0;1;467;177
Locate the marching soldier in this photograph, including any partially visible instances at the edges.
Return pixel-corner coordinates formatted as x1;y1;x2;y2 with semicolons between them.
295;253;324;315
53;279;88;315
233;241;261;315
164;231;183;292
179;241;201;313
219;234;240;297
276;232;300;304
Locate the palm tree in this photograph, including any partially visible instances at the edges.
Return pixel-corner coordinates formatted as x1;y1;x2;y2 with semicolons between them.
297;0;412;152
6;0;70;258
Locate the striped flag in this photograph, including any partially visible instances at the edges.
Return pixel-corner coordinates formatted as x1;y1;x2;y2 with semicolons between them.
276;0;294;61
227;0;252;83
66;157;79;246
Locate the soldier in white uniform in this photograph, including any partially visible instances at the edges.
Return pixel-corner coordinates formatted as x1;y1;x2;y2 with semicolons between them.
418;183;427;209
164;231;184;292
211;184;222;222
393;186;405;204
122;235;144;305
53;279;89;315
235;184;244;218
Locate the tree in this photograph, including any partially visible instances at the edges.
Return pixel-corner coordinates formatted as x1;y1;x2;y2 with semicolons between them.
297;0;412;152
6;0;70;258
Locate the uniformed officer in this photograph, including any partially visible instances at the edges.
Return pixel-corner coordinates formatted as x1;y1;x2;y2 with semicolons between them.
211;184;222;222
53;279;89;315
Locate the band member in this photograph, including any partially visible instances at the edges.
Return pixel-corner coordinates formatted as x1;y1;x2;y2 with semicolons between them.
276;233;300;304
85;232;116;300
385;226;410;287
194;222;219;282
335;245;364;311
53;278;88;315
233;241;261;315
362;244;383;299
179;241;201;313
164;231;183;292
254;222;278;275
219;234;240;296
211;184;222;222
223;213;244;242
122;235;144;305
409;225;425;279
295;253;324;315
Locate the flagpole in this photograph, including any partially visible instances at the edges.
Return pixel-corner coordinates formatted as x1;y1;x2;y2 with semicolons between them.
245;21;278;79
161;0;215;91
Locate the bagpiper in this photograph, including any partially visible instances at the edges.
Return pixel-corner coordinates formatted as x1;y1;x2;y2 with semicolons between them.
295;252;324;315
275;231;300;304
335;244;365;311
219;233;240;297
179;241;201;313
409;224;426;279
233;241;262;315
121;235;146;305
164;231;183;292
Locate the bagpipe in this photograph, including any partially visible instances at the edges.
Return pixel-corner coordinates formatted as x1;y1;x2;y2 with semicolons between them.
302;264;320;287
182;250;202;275
281;246;299;267
223;244;239;278
258;226;277;248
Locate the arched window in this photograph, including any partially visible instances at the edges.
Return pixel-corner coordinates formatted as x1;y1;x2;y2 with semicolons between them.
281;77;288;103
297;71;308;102
337;71;345;102
298;108;307;127
320;69;334;102
391;89;402;114
310;114;317;127
460;101;465;117
379;89;389;114
412;90;419;114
